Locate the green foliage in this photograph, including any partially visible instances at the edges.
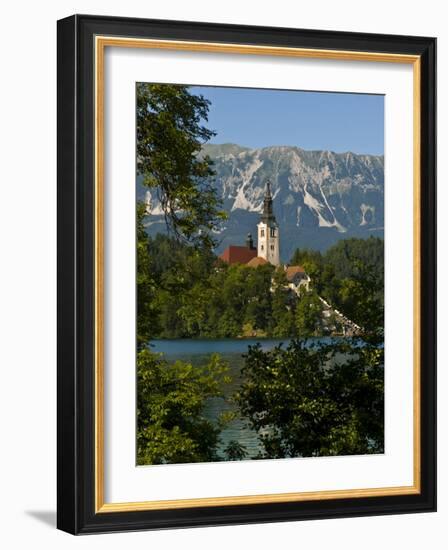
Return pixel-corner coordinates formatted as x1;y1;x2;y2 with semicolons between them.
137;232;385;463
289;248;323;269
136;203;160;348
270;268;295;337
135;84;385;467
236;339;384;459
144;234;279;338
224;440;248;461
295;290;324;337
325;237;384;283
137;349;230;465
142;235;384;340
290;237;384;337
137;83;227;249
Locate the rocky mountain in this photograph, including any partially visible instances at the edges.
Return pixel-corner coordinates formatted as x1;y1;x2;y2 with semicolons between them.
139;143;384;262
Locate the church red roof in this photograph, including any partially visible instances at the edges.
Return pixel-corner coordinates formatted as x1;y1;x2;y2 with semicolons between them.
219;245;257;265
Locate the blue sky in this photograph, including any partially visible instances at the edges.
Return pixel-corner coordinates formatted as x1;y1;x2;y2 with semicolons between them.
191;86;384;156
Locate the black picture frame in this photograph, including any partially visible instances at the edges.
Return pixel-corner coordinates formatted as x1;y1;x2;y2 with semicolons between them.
57;14;436;534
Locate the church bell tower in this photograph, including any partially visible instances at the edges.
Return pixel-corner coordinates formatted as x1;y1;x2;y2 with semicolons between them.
257;180;280;266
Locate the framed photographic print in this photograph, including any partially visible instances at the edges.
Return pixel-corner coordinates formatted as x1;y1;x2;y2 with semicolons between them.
57;14;436;534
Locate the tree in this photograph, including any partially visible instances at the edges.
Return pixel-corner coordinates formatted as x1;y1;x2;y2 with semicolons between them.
237;339;384;459
136;203;160;348
322;237;384;336
337;266;383;342
137;83;227;249
243;265;275;333
224;440;248;461
289;248;323;268
295;290;324;337
270;268;295;337
289;237;384;338
137;349;230;465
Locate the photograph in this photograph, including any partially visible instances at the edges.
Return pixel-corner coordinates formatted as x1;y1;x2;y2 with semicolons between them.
136;83;385;466
53;11;436;536
0;0;441;542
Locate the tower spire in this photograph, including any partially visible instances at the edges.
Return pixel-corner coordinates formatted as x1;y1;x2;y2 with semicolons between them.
257;179;280;266
266;179;271;198
261;179;276;223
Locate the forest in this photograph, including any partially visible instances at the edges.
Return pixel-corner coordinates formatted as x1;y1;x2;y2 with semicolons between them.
139;226;384;341
135;82;384;465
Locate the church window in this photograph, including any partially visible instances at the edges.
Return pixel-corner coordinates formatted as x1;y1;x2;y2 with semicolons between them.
270;244;274;250
261;245;264;251
261;229;265;237
270;227;276;237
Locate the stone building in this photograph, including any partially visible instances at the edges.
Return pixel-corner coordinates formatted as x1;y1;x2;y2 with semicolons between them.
256;180;280;266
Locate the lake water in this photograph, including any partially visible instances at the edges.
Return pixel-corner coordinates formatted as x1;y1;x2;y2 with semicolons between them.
149;338;381;460
150;338;292;459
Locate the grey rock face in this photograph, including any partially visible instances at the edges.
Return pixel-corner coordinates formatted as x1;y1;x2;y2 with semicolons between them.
139;143;384;261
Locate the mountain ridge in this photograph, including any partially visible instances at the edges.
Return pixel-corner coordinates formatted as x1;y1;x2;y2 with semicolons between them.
139;143;384;261
201;142;384;160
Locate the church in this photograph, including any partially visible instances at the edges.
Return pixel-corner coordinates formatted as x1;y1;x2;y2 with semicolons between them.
219;180;310;294
219;180;280;266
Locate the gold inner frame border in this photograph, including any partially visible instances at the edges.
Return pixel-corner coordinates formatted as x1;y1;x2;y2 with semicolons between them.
94;35;421;513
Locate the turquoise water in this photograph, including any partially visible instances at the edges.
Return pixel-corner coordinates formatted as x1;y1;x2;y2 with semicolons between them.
150;338;293;356
148;338;382;460
150;338;292;459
